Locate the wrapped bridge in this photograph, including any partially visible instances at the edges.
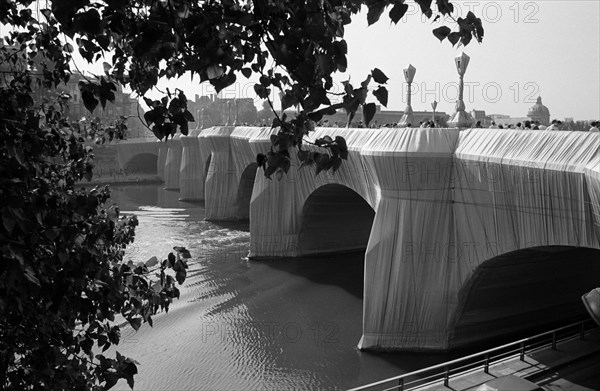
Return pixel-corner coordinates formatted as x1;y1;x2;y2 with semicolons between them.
116;127;600;351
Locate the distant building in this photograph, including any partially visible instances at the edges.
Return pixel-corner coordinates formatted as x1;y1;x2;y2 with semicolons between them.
52;74;147;138
187;94;257;128
490;114;510;121
1;42;147;137
487;96;551;127
527;96;550;125
470;110;493;126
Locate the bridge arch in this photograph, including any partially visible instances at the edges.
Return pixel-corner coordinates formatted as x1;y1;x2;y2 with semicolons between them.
298;184;375;256
235;162;258;220
449;245;600;348
122;152;158;175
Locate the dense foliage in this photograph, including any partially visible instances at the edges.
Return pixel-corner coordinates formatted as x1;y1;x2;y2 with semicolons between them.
0;0;482;389
6;0;482;177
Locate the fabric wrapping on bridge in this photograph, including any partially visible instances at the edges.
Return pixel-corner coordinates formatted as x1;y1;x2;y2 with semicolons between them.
117;126;600;351
358;128;600;351
359;128;460;351
200;126;274;220
164;135;182;190
179;129;205;201
449;129;600;347
200;126;237;220
249;127;380;258
584;142;600;234
157;141;167;181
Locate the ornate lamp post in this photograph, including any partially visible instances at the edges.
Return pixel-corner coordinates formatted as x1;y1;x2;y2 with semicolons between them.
398;64;416;127
431;100;438;124
200;108;205;129
447;52;474;128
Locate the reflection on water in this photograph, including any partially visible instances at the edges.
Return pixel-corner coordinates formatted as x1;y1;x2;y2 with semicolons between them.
106;184;452;391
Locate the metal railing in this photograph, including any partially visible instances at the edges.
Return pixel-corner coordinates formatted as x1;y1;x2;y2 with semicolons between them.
348;319;598;391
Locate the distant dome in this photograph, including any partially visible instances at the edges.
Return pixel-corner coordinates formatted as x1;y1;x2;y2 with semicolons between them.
527;96;550;125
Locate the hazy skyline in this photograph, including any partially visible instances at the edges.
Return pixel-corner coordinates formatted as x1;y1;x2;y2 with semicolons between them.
55;1;600;120
341;0;600;120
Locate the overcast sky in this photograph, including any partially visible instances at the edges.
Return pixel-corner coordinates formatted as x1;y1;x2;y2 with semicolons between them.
63;1;600;120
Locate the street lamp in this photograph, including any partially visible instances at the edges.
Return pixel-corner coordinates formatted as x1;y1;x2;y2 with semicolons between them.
200;108;205;129
397;64;416;127
447;52;474;128
431;100;438;125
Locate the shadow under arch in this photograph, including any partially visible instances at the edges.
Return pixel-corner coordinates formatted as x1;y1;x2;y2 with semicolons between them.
236;162;257;220
124;153;158;174
449;246;600;349
298;184;375;256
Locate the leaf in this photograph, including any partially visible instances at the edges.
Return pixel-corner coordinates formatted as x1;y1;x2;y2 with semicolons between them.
241;67;252;78
315;155;330;176
254;84;270;99
297;149;309;162
436;0;454;15
371;68;388;84
331;156;343;173
173;246;191;259
433;26;452;42
104;373;119;389
152;280;163;292
145;256;158;267
256;153;267;168
389;1;409;23
173;259;185;272
179;121;189;136
264;165;277;179
206;64;224;79
367;1;386;25
81;88;98;113
183;110;194;122
373;86;388;107
415;0;433;18
362;103;377;127
280;157;291;174
448;32;461;46
211;73;237;93
175;270;186;284
81;337;93;355
128;317;142;331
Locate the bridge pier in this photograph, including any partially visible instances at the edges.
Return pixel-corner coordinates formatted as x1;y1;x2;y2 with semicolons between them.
359;128;460;351
179;129;206;201
201;126;239;220
157;142;167;181
164;136;182;190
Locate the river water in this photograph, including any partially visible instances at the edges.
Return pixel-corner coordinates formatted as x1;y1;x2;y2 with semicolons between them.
105;184;457;391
